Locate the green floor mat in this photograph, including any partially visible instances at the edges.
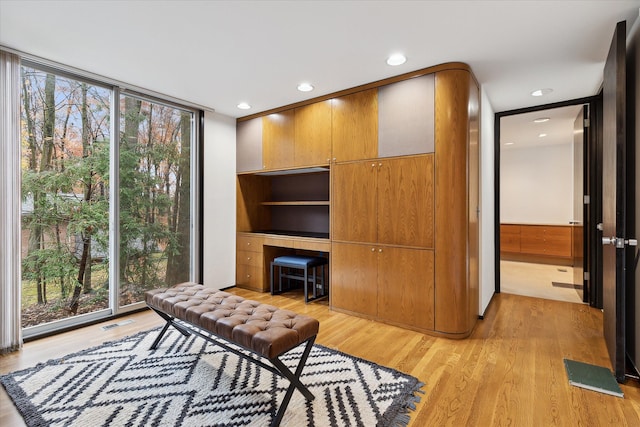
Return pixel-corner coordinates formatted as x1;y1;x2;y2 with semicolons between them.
564;358;623;398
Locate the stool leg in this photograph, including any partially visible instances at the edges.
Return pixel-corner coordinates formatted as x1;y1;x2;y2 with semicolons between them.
312;266;317;299
304;265;309;303
270;262;275;295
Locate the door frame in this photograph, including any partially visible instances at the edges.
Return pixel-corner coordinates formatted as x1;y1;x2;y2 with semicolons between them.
494;96;602;306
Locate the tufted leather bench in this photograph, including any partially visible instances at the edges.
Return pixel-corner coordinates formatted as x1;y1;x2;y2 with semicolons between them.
145;282;319;426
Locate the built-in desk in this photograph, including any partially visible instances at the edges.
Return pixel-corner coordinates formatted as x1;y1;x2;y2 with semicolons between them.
236;231;330;292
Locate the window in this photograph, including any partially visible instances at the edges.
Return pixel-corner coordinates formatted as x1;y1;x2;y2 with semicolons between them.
20;63;199;336
118;94;194;307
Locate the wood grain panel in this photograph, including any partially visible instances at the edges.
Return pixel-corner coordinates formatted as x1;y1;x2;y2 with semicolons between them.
519;225;547;255
331;160;377;243
377;155;434;248
236;175;271;232
236;250;263;268
331;89;378;162
262;109;294;170
542;226;572;257
377;247;434;330
500;225;521;253
235;264;263;291
330;242;378;316
294;100;332;166
434;69;471;335
467;76;480;332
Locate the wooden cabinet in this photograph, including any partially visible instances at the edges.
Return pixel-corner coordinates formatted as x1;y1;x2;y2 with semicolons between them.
331;89;378;162
501;224;572;258
236;62;479;339
331;242;378;317
331;242;434;331
294;100;332;166
262;103;331;170
236;117;263;172
236;234;265;291
332;154;434;248
500;224;521;253
377;246;434;330
433;68;479;337
262;110;295;170
378;74;435;157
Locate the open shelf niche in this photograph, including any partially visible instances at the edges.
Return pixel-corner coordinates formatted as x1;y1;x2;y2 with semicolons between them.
237;167;330;239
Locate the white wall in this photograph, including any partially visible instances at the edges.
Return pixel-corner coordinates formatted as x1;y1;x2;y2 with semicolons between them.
500;143;574;224
202;111;236;289
479;88;495;316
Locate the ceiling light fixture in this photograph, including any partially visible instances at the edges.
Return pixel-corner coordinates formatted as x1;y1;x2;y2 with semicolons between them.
237;102;251;110
531;88;553;97
297;83;314;92
538;133;547;138
533;117;550;123
505;142;515;146
386;53;407;66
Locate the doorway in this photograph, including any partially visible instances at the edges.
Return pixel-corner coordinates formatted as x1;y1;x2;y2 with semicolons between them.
495;98;600;306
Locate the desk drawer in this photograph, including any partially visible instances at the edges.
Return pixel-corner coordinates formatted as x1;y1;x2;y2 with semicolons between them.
236;264;263;291
237;250;263;268
237;235;264;252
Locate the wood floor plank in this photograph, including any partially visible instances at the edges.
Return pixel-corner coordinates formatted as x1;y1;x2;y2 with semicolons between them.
2;289;640;426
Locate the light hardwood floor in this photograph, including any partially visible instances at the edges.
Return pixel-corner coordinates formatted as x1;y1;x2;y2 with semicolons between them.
2;288;640;426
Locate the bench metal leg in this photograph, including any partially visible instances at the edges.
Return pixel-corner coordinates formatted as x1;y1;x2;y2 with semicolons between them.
148;307;191;350
269;336;316;427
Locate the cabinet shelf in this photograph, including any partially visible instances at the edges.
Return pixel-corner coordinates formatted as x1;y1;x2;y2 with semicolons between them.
261;201;330;206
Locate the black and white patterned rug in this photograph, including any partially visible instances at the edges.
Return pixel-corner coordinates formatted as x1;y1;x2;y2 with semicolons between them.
1;328;424;426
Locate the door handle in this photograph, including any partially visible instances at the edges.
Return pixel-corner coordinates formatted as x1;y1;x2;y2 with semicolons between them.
602;236;638;247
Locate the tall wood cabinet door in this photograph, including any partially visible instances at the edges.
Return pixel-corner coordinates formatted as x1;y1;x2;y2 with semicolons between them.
295;100;332;167
263;109;294;170
377;155;434;248
332;161;377;243
331;242;378;317
237;117;263;172
378;247;434;330
331;89;378;162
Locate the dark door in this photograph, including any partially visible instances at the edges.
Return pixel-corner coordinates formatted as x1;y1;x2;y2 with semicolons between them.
602;20;629;382
572;106;587;299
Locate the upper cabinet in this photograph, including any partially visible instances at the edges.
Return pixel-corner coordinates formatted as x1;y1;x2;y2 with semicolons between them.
332;154;434;248
378;74;435;157
294;100;332;166
236;118;263;173
262;110;295;170
331;89;378;162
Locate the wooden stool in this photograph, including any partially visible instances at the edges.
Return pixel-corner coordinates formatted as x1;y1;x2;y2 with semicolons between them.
270;255;328;303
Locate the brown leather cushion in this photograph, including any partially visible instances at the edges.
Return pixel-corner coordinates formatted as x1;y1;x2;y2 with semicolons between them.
145;282;319;359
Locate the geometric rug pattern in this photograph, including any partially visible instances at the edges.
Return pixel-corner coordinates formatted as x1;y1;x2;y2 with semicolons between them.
1;328;424;426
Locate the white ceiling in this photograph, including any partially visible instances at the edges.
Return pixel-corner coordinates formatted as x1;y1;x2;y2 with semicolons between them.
500;104;584;150
0;1;639;119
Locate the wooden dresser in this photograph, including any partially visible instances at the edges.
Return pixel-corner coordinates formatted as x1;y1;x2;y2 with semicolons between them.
500;223;573;265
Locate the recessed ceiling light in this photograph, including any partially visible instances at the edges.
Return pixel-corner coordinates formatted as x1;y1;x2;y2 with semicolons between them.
386;54;407;66
538;133;547;138
297;83;314;92
505;142;515;146
531;88;553;97
237;102;251;110
533;117;550;123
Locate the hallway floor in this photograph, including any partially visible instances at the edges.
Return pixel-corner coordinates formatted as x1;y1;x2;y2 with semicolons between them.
500;260;583;304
